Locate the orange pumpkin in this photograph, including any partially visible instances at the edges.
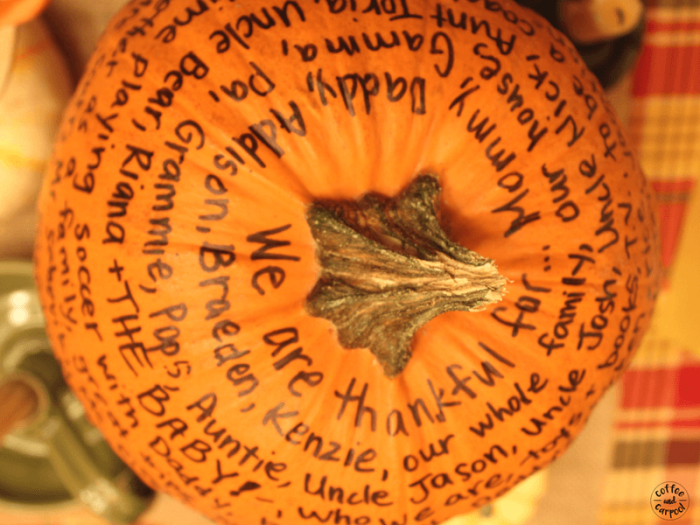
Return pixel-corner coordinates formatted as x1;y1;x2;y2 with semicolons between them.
33;0;661;523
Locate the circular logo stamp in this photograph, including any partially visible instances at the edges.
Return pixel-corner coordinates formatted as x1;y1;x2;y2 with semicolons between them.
651;482;690;521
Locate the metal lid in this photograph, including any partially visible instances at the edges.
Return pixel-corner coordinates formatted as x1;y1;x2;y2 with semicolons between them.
0;260;155;523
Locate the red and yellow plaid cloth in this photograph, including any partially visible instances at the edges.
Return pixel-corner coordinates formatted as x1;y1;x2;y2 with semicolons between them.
629;0;700;283
601;341;700;524
600;0;700;523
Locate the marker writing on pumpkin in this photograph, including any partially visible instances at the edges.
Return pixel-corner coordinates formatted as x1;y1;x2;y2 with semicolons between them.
30;0;663;522
307;68;427;116
134;51;210;133
407;443;514;505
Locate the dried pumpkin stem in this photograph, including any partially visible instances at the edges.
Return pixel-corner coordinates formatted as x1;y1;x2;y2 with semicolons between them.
305;174;506;378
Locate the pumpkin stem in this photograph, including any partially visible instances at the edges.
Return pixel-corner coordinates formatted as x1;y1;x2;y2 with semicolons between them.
305;174;507;378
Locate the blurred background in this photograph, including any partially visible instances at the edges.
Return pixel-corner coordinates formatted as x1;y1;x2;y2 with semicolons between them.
0;0;698;524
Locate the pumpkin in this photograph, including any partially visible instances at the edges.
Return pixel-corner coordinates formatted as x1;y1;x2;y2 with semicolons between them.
32;0;661;524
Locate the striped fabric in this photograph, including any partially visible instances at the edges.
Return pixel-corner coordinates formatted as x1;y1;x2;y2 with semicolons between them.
628;0;700;284
599;1;700;523
600;341;700;524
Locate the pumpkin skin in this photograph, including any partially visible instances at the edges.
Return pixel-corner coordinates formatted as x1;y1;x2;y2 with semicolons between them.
33;0;661;523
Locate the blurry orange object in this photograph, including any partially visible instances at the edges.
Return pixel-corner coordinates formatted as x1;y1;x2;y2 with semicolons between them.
558;0;645;45
0;0;51;26
0;17;72;258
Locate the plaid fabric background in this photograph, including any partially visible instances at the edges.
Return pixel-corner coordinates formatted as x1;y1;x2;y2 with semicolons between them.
600;341;700;524
629;0;700;284
600;0;700;523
